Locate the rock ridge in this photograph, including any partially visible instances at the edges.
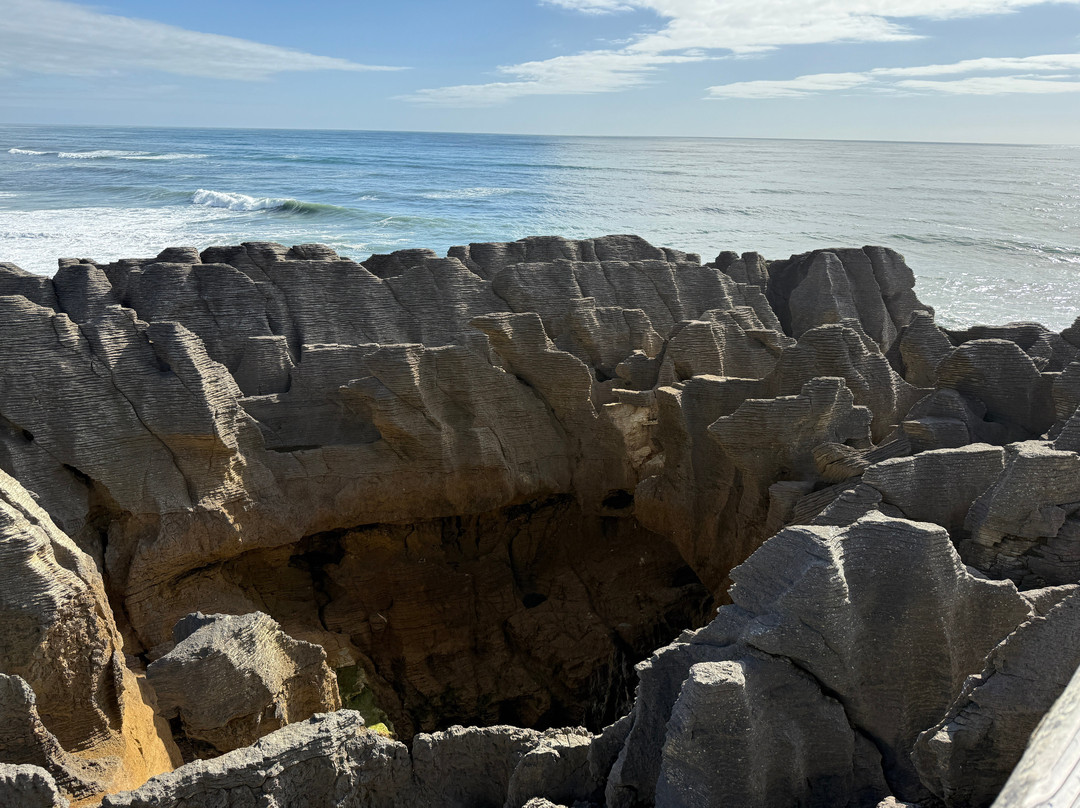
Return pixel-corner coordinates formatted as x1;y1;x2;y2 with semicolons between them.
1;234;1078;806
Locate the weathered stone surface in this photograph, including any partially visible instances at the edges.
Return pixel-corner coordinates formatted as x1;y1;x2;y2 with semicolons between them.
101;711;412;808
504;728;593;808
899;310;954;387
936;340;1055;438
0;469;178;800
654;656;886;808
1;237;1072;806
862;444;1005;538
0;675;104;800
147;612;340;756
990;659;1080;808
605;513;1031;806
766;247;927;358
962;440;1080;587
914;589;1080;807
411;725;542;808
0;763;68;808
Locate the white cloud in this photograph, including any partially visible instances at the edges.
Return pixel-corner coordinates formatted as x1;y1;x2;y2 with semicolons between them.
0;0;403;80
405;49;706;106
706;73;874;99
705;53;1080;99
897;75;1080;93
542;0;638;13
407;0;1080;106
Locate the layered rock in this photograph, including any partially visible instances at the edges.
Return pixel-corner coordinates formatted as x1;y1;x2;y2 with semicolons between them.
147;612;340;756
604;512;1032;806
2;236;1078;806
0;468;179;802
914;588;1080;806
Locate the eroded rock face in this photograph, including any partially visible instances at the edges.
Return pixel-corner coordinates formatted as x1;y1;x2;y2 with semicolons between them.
0;468;179;802
147;612;340;757
914;588;1080;807
0;763;68;808
604;513;1032;807
2;236;1078;806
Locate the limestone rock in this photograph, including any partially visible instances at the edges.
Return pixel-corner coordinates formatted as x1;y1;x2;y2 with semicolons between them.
990;660;1080;808
504;728;594;808
914;589;1080;807
0;468;178;799
861;444;1005;538
101;711;411;808
0;764;68;808
0;675;104;800
766;247;926;357
899;310;954;387
411;725;540;808
936;340;1055;438
962;441;1080;586
147;612;340;755
654;656;886;808
604;513;1031;806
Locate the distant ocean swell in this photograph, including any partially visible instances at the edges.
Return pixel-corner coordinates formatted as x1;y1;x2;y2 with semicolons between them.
8;147;207;160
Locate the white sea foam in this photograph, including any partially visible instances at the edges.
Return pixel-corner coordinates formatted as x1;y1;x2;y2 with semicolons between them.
0;192;17;198
191;189;291;211
119;153;208;161
57;150;145;159
8;148;50;156
420;187;516;199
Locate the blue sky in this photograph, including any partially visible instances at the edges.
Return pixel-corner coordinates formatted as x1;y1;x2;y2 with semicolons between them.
1;0;1079;142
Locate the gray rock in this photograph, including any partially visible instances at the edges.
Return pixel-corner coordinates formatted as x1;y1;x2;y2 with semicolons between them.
862;444;1005;538
147;612;340;755
962;440;1080;586
102;711;411;808
0;763;68;808
914;589;1080;807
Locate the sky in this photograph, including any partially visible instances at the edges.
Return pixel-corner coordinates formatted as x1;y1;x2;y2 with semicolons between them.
1;0;1079;143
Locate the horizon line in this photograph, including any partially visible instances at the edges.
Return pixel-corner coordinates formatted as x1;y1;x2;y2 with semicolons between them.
0;120;1075;149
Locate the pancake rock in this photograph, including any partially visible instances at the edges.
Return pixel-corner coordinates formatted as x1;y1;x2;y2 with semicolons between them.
914;587;1080;806
1;235;1079;806
146;612;341;757
0;468;179;801
603;513;1032;807
0;763;68;808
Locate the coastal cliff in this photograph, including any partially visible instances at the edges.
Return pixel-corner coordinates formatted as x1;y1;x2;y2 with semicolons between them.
1;235;1077;807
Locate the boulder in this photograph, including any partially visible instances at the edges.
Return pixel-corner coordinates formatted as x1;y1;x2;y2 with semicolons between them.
147;612;340;756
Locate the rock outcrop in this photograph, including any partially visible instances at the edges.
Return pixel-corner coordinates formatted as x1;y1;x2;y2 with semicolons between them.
147;612;341;757
0;468;179;801
1;236;1078;806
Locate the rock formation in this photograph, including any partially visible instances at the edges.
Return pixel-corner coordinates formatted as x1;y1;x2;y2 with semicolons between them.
147;612;341;757
0;235;1077;806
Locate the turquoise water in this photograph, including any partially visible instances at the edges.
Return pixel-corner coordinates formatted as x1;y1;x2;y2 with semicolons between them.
1;124;1078;329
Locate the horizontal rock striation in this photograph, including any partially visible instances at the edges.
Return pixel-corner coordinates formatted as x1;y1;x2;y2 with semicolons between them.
1;234;1079;806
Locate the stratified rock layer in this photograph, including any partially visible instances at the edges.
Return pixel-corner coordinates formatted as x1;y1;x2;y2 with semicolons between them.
147;612;340;756
2;236;1079;806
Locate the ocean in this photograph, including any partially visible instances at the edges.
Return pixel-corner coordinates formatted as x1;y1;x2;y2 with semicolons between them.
1;124;1078;330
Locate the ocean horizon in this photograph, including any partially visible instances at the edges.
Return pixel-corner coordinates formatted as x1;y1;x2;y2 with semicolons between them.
2;123;1078;330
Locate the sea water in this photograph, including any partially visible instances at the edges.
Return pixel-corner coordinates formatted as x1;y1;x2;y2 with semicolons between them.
1;124;1078;329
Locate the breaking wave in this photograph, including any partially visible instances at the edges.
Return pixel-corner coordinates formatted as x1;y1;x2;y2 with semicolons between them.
190;189;349;216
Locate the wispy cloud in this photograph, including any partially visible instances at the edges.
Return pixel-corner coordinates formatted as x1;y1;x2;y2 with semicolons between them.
405;50;706;106
407;0;1080;106
707;73;874;99
0;0;404;80
707;53;1080;98
542;0;639;13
